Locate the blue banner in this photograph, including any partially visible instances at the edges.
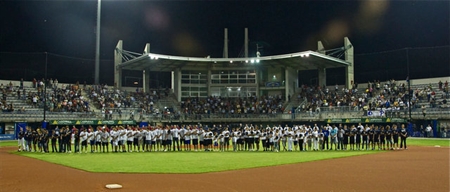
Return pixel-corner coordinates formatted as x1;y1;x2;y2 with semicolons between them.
42;121;48;129
0;134;15;140
139;122;149;128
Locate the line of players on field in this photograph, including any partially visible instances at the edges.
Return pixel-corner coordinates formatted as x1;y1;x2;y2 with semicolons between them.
17;123;409;153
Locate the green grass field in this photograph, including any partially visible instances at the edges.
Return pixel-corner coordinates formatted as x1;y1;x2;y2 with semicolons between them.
407;138;450;147
4;138;448;174
16;150;380;173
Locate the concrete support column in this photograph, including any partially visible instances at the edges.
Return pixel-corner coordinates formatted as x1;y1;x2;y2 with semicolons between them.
318;67;326;87
207;68;212;97
285;67;297;102
144;68;150;93
344;37;354;89
114;40;123;89
174;68;182;102
255;68;260;98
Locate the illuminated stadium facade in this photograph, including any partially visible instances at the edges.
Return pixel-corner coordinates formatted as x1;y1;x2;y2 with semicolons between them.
114;29;354;103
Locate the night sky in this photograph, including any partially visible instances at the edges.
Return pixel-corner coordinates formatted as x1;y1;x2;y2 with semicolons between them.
1;1;449;86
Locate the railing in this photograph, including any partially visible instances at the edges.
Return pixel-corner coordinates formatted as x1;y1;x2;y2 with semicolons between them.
1;106;449;122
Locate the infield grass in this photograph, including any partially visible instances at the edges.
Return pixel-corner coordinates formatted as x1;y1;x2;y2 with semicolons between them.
0;141;17;147
17;150;380;173
407;138;450;147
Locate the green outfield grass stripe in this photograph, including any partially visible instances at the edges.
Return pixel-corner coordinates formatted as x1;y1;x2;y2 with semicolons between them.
0;141;17;147
16;150;381;174
407;138;450;147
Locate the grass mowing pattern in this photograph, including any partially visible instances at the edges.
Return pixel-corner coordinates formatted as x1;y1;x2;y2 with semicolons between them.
17;150;380;173
407;138;450;147
0;141;17;147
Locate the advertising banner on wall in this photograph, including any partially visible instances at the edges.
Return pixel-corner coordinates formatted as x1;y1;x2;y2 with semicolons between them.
50;120;136;126
325;118;407;124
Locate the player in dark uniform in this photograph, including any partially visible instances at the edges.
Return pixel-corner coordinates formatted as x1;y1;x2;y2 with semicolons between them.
25;127;33;152
393;125;399;150
385;125;393;150
17;128;25;152
51;128;58;152
361;126;368;150
355;126;362;150
379;126;386;150
374;126;380;150
32;129;39;152
368;125;374;150
400;124;408;150
343;125;349;150
349;126;356;151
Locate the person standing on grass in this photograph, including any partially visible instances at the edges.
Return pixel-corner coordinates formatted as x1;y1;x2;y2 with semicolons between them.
385;125;393;150
101;128;109;153
94;127;101;152
17;127;25;152
382;126;388;150
330;125;337;150
25;127;32;152
191;126;198;152
179;125;186;151
349;125;355;151
400;124;408;150
362;125;369;150
32;128;39;152
80;128;88;153
273;130;280;152
87;128;95;153
392;125;399;150
374;126;381;150
184;126;191;151
343;125;349;150
73;128;80;153
42;129;50;153
62;127;70;153
426;124;432;138
126;126;133;152
145;127;152;152
337;125;344;150
205;128;213;151
172;126;180;151
132;127;139;152
322;125;330;150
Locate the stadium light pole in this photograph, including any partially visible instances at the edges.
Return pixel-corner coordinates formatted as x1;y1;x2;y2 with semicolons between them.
94;0;101;85
406;48;411;121
44;52;48;123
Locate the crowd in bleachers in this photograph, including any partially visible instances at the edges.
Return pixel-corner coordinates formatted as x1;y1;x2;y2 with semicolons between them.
294;79;449;116
1;78;448;120
180;94;285;117
88;84;171;119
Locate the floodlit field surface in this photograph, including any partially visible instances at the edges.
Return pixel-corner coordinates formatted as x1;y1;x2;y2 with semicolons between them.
17;150;380;173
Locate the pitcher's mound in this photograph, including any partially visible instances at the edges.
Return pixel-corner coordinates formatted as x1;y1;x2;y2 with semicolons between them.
106;184;122;189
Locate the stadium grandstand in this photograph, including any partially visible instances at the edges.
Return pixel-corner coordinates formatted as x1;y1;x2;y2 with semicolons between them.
0;29;449;140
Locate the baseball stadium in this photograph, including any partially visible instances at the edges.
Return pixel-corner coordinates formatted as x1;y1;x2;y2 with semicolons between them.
1;26;449;191
2;0;450;187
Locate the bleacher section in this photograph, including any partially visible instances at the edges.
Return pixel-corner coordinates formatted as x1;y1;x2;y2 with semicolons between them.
0;78;448;122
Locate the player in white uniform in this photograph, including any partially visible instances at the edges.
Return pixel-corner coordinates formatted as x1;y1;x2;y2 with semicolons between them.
79;128;88;153
126;126;134;152
101;128;110;153
87;128;95;153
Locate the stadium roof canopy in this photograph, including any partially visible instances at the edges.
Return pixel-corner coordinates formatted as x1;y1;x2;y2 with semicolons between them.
117;50;350;72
